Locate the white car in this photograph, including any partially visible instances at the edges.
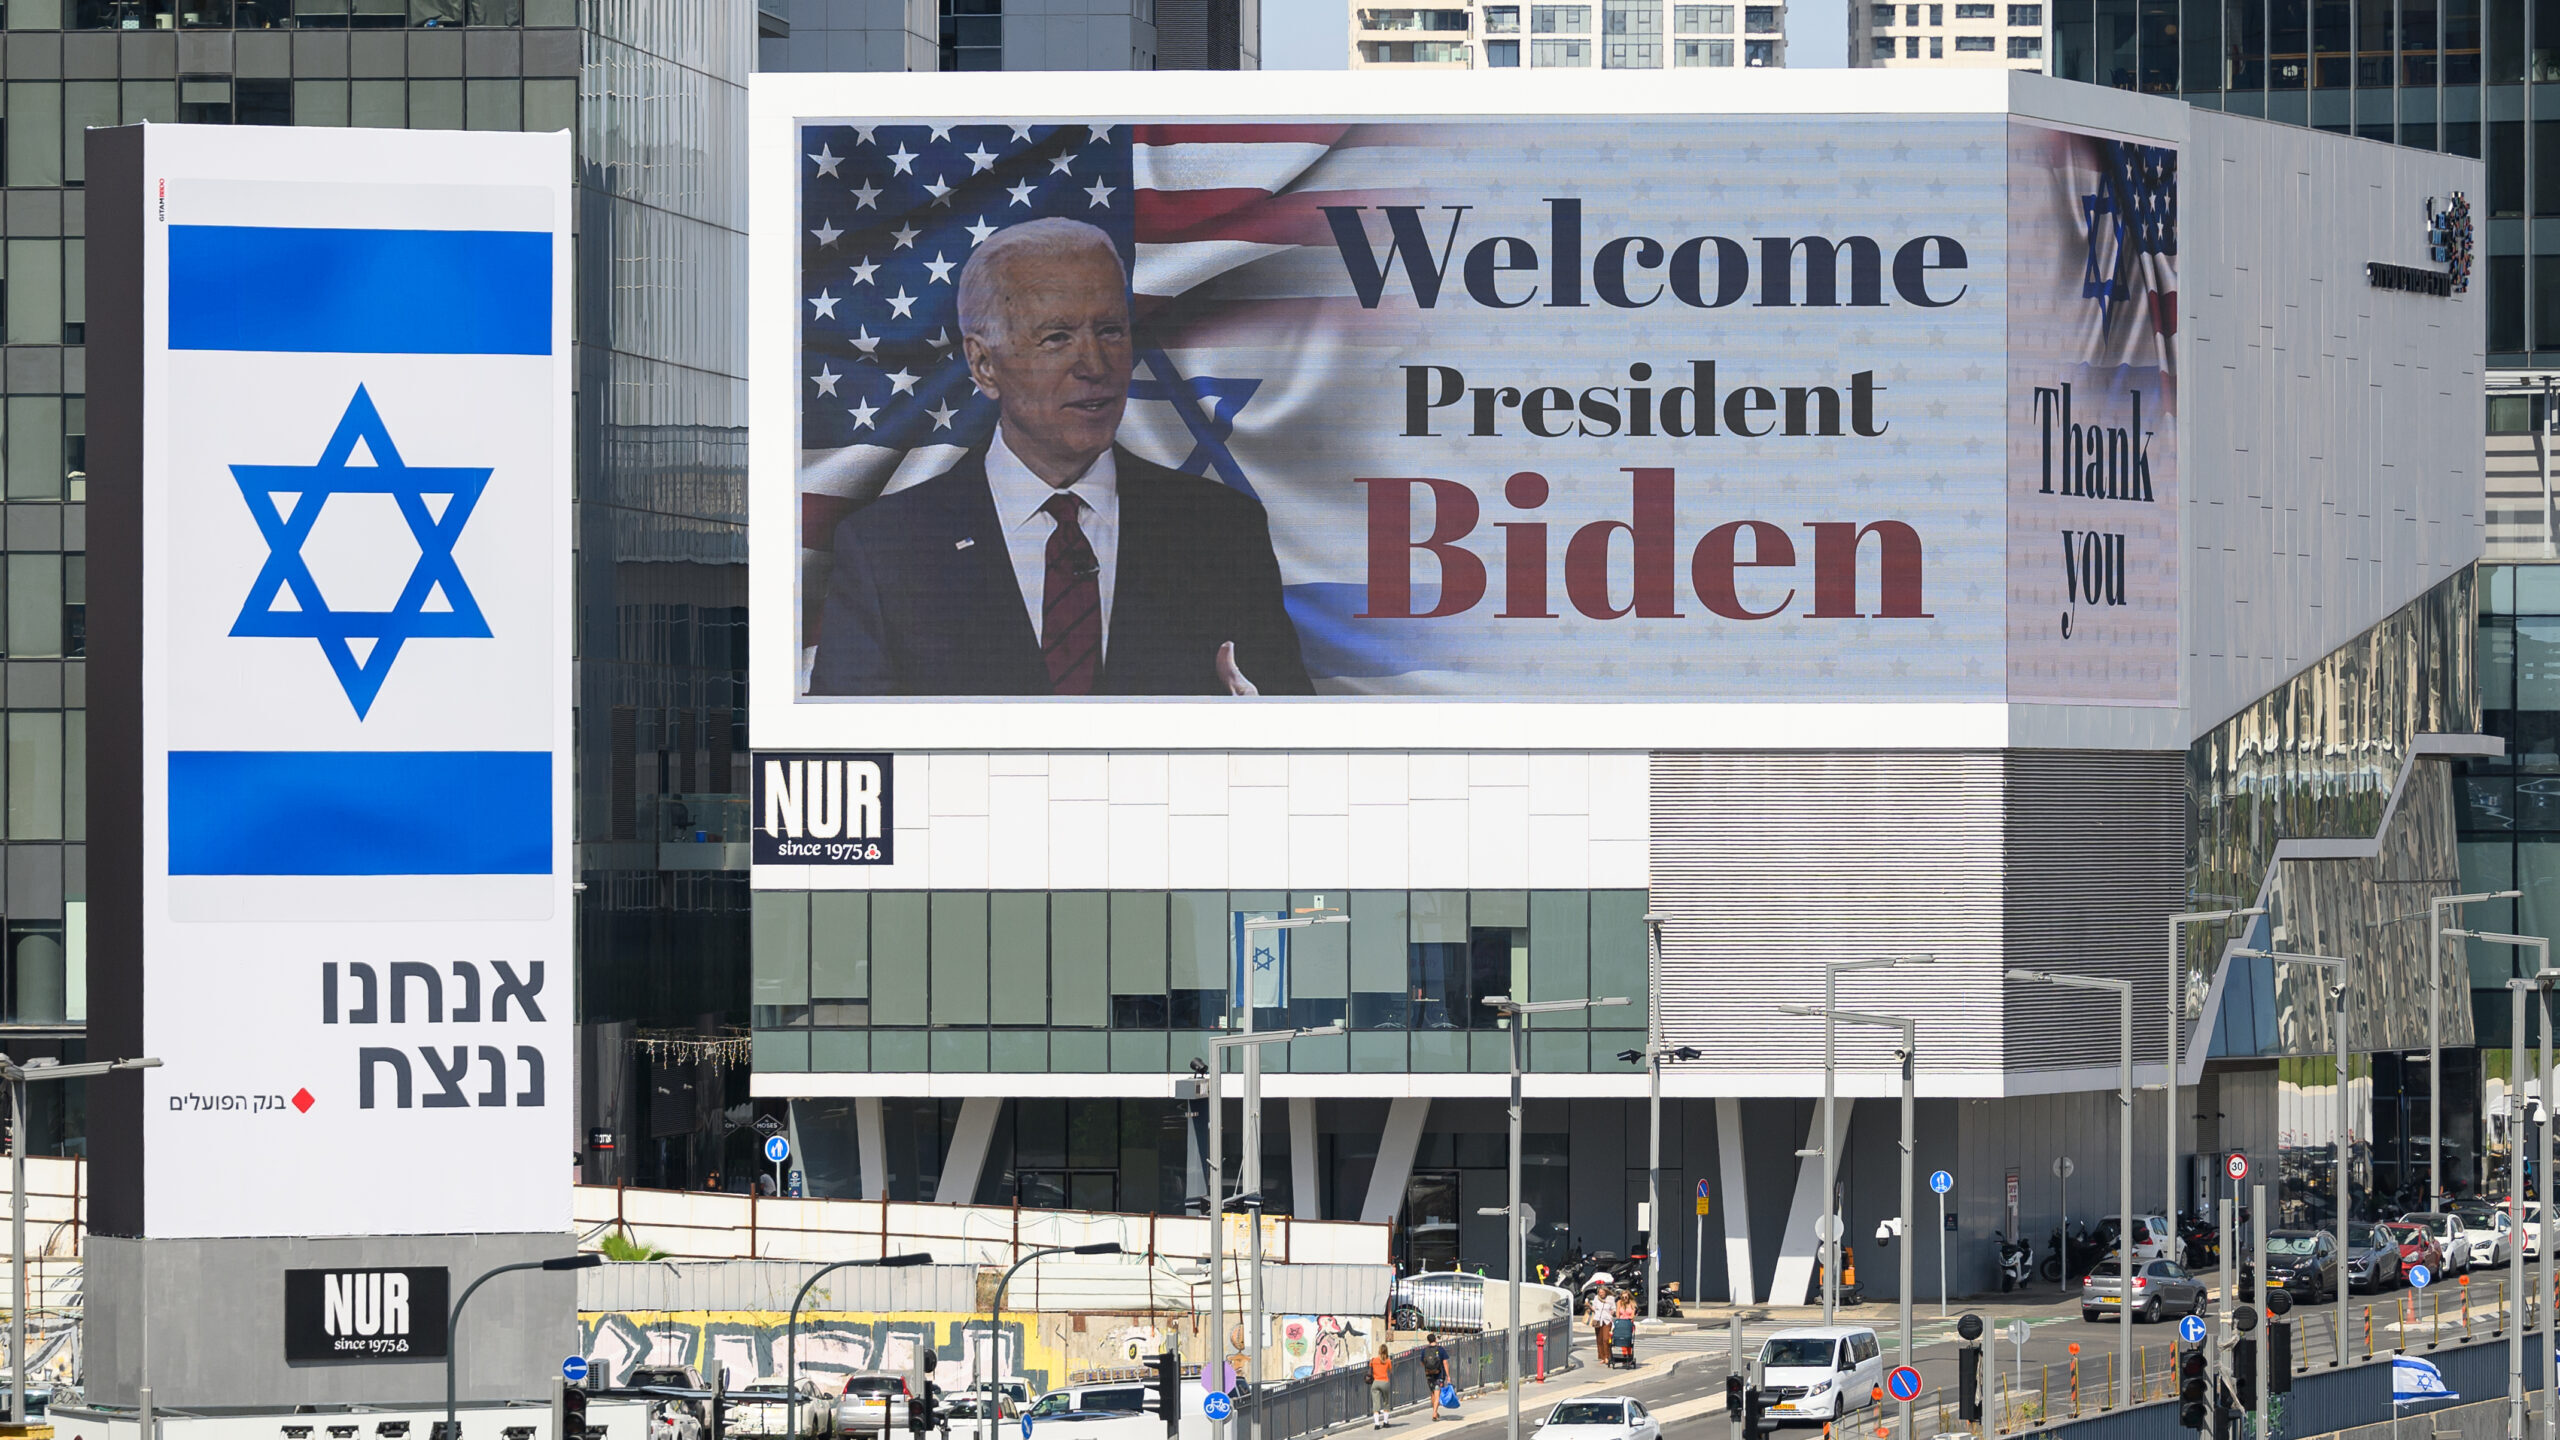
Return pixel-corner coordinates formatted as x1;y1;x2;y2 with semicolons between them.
1538;1398;1662;1440
1756;1326;1885;1425
2525;1202;2546;1260
2399;1213;2479;1275
2452;1202;2517;1267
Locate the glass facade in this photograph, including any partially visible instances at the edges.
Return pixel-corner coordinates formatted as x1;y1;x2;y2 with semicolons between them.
752;888;1653;1077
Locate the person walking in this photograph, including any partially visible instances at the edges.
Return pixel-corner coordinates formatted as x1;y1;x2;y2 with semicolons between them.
1589;1288;1612;1358
1369;1345;1394;1429
1421;1333;1450;1421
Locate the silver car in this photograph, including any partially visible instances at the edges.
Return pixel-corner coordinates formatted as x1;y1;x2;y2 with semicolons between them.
2080;1256;2206;1323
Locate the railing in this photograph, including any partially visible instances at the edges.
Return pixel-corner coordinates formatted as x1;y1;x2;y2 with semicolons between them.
1236;1317;1575;1440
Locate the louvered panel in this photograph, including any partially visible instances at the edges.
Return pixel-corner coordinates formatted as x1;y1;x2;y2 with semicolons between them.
2001;750;2189;1071
1649;751;2008;1081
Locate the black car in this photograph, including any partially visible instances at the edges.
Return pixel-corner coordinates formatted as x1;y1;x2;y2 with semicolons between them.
2239;1230;2341;1302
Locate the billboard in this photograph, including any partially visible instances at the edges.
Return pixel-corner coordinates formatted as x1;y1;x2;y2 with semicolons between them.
752;79;2179;748
92;126;573;1239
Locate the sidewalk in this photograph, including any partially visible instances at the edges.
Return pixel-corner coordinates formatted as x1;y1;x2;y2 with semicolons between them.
1413;1343;1700;1438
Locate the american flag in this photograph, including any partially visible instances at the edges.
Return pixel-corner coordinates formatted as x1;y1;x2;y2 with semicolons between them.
794;120;1428;685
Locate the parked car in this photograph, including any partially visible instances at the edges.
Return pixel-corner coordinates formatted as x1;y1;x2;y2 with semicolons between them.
2524;1202;2546;1261
1022;1383;1155;1421
2093;1215;2174;1263
1392;1272;1488;1333
2240;1230;2340;1303
729;1379;833;1438
1538;1398;1663;1440
2344;1223;2408;1292
836;1372;919;1439
2080;1255;2206;1322
2380;1222;2446;1280
1753;1327;1884;1426
2453;1201;2517;1267
2399;1213;2478;1275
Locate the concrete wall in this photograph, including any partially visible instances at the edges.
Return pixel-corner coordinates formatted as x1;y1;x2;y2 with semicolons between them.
86;1233;580;1409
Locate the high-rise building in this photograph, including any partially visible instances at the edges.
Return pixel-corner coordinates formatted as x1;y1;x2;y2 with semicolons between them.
1848;0;2047;65
1348;0;1785;68
0;0;752;1181
755;0;1253;73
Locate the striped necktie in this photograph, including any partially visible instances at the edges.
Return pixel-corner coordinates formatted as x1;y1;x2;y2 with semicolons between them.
1040;491;1102;695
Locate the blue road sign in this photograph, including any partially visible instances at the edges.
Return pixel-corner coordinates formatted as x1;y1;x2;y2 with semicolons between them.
765;1134;791;1164
1887;1367;1923;1403
2178;1315;2208;1345
563;1356;590;1383
1203;1393;1234;1421
1929;1170;1953;1195
2409;1264;2434;1289
1697;1178;1711;1200
1021;1418;1034;1440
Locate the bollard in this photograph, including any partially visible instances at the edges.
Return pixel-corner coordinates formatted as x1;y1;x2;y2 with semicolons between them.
2041;1363;2050;1425
1535;1333;1546;1385
2067;1347;2080;1419
2433;1291;2443;1349
2462;1274;2472;1336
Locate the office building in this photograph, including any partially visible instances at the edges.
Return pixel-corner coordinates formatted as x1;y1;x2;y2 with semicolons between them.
1849;0;2047;66
755;0;1250;76
1349;0;1784;68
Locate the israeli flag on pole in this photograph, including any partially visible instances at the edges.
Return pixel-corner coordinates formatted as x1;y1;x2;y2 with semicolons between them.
2391;1357;2457;1404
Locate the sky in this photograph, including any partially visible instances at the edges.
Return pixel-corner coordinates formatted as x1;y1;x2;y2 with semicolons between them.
1261;0;1847;67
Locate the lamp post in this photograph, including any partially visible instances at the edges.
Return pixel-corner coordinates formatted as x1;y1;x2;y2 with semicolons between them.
1201;1020;1343;1440
2008;970;2134;1407
0;1053;157;1425
2166;909;2263;1243
446;1252;602;1440
2231;947;2355;1383
1484;993;1629;1440
1622;913;1701;1325
1778;1003;1914;1436
2447;928;2550;1440
1232;907;1345;1440
2431;893;2519;1208
982;1243;1124;1440
784;1253;935;1438
1810;957;1932;1324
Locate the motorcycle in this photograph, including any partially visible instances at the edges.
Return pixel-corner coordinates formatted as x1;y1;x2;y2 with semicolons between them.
1997;1232;2034;1292
2039;1221;2105;1283
2178;1212;2221;1269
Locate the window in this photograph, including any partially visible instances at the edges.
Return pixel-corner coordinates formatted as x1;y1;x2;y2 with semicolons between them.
1488;35;1522;58
1907;31;1921;49
1928;2;1942;18
1904;3;1918;19
1357;6;1469;24
1956;3;1993;13
2007;2;2039;19
1679;3;1733;25
1532;5;1590;26
1605;38;1663;60
1604;0;1659;31
1358;37;1471;55
1745;5;1780;27
1957;31;1995;43
1870;1;1893;19
1532;35;1592;57
1746;33;1776;56
1679;35;1737;57
1929;31;1942;50
1874;30;1897;48
2491;395;2549;434
2008;30;2041;50
1486;4;1521;27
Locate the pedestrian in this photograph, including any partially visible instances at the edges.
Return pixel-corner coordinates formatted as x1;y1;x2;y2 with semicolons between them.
1421;1333;1450;1421
1589;1288;1612;1356
1369;1345;1393;1429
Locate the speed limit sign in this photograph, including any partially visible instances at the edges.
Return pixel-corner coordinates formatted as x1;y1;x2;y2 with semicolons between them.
2226;1154;2249;1181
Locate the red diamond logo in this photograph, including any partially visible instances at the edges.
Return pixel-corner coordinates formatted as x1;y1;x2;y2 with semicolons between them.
292;1088;315;1113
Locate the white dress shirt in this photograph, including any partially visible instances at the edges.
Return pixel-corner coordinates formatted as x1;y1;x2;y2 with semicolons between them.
985;427;1120;656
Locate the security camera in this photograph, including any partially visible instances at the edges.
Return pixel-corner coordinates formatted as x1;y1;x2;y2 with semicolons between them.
1875;1217;1906;1247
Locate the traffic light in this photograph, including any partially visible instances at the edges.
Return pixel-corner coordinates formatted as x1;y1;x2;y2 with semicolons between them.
1726;1373;1745;1419
1155;1348;1182;1426
2266;1321;2293;1395
2177;1347;2208;1430
1958;1343;1983;1424
2229;1332;2258;1411
562;1388;590;1440
909;1344;940;1433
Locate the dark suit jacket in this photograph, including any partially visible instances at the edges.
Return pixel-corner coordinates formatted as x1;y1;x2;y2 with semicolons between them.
809;447;1315;697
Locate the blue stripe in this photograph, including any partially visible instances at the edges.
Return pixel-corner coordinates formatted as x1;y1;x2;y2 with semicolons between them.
169;751;552;876
168;226;552;355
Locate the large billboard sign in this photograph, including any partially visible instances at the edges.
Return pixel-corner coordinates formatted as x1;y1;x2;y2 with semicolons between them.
91;125;573;1239
750;79;2180;748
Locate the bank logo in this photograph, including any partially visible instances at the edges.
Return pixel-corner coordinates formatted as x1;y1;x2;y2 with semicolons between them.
228;385;494;719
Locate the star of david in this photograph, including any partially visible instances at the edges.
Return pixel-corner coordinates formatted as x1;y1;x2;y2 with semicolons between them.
2081;172;2127;333
228;385;493;720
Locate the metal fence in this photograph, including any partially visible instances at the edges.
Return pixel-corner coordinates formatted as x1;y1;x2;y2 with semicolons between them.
1236;1317;1577;1440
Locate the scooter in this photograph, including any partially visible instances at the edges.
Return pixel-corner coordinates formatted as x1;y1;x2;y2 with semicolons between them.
2039;1221;2104;1283
1997;1231;2034;1292
2178;1212;2221;1269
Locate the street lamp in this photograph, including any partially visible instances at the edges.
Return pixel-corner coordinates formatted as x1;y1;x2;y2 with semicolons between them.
1622;914;1702;1324
1229;909;1346;1440
2007;969;2134;1409
445;1251;602;1440
1776;1003;1914;1436
2166;908;2263;1242
2229;948;2354;1385
2445;927;2550;1440
1196;1018;1344;1440
0;1052;156;1424
983;1242;1123;1440
2431;893;2519;1208
1484;992;1629;1440
1809;956;1932;1324
783;1253;935;1438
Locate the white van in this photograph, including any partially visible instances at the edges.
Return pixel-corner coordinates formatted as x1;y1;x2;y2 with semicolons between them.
1755;1327;1885;1426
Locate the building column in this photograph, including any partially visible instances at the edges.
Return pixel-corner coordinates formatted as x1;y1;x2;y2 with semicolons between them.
1714;1096;1757;1305
935;1096;1004;1205
856;1096;888;1201
1360;1097;1432;1224
1769;1099;1852;1309
1290;1096;1322;1220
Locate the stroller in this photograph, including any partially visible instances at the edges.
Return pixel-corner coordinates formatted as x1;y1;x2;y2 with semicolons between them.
1608;1316;1636;1369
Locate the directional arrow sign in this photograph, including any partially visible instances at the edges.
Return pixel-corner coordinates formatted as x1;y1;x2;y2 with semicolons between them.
1929;1170;1953;1195
765;1134;791;1165
563;1356;590;1384
2410;1264;2433;1289
2178;1315;2207;1345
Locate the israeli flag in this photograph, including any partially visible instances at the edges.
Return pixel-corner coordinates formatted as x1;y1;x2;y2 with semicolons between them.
2391;1357;2457;1404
